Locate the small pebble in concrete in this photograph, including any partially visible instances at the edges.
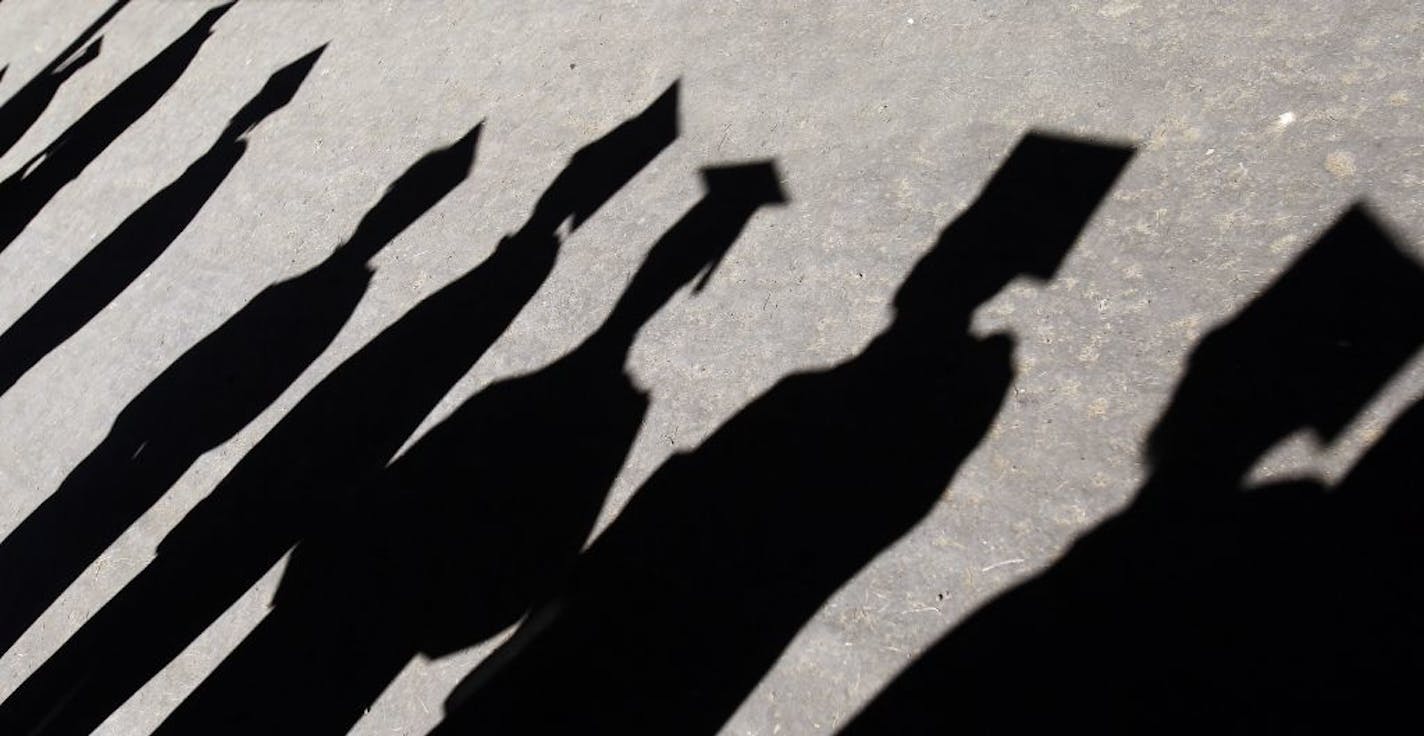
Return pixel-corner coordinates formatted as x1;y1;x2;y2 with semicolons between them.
1325;150;1357;179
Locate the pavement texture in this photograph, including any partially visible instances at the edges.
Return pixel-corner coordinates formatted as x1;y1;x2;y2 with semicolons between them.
0;1;1421;734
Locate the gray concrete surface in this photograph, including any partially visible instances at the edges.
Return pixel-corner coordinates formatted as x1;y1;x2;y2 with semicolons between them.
0;1;1421;733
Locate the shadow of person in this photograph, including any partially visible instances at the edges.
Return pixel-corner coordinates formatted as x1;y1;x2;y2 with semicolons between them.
430;132;1135;735
0;125;477;669
841;204;1424;734
0;0;130;158
0;2;230;254
152;160;787;736
0;85;678;736
0;45;324;399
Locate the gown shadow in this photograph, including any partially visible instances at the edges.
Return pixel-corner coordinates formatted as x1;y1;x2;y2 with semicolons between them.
0;0;129;158
0;121;478;671
0;45;325;398
840;204;1424;734
432;132;1135;735
153;159;786;736
0;2;232;254
0;84;680;736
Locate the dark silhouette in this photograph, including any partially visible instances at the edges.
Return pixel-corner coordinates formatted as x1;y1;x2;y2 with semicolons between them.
153;160;785;735
0;85;679;736
0;46;323;398
0;2;230;254
432;133;1135;734
0;125;477;669
0;0;129;158
841;205;1424;734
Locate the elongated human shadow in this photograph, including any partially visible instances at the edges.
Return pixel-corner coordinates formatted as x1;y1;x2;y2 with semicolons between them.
432;133;1135;735
0;86;678;736
155;161;786;735
0;0;130;158
0;127;476;672
0;46;323;399
842;205;1424;734
0;2;230;254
